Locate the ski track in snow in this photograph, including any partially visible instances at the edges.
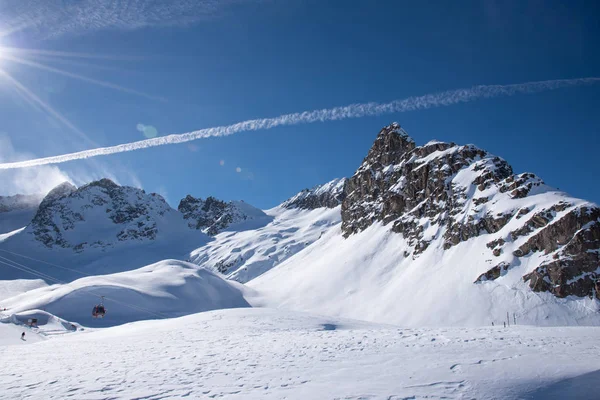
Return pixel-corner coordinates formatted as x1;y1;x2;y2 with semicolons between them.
1;308;599;399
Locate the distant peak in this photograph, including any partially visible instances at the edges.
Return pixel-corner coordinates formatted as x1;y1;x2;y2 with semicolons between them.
282;178;346;210
40;181;77;206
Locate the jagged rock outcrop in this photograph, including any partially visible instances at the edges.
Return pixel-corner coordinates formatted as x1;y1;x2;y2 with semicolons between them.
281;178;346;210
29;179;183;250
341;122;600;299
342;123;513;249
178;195;267;236
521;207;600;298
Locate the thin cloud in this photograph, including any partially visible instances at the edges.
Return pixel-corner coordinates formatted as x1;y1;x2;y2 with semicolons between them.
0;77;598;170
0;133;72;195
0;133;143;195
0;0;262;40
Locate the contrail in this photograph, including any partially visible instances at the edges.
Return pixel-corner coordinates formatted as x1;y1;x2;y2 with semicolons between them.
1;77;599;170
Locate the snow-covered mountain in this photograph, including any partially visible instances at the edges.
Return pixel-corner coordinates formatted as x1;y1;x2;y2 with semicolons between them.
340;123;599;299
250;123;600;326
186;179;345;282
281;177;346;209
188;204;341;283
0;179;210;280
1;122;599;329
0;179;280;281
28;179;192;251
178;195;271;235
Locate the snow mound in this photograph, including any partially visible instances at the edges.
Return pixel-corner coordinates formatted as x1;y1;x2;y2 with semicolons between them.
2;260;251;327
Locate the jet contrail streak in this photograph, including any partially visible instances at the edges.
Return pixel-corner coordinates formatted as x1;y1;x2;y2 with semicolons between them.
1;77;599;170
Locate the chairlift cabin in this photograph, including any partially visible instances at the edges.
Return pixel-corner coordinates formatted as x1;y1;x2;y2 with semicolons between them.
92;296;106;318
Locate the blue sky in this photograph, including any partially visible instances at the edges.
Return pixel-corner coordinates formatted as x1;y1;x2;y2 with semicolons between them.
0;0;599;208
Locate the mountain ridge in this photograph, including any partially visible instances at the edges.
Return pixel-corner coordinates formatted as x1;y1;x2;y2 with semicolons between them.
340;123;599;300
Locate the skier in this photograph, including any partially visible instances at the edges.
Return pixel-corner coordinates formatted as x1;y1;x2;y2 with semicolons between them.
21;332;25;340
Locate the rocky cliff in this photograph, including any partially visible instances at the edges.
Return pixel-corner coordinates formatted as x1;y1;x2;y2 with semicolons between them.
341;123;600;300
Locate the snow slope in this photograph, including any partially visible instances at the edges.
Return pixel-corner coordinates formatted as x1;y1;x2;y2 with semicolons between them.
250;221;600;327
189;205;341;282
1;260;250;327
0;321;46;346
0;278;47;302
0;231;209;282
249;127;600;328
1;308;598;399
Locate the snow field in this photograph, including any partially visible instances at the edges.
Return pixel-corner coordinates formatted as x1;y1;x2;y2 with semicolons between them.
0;308;598;399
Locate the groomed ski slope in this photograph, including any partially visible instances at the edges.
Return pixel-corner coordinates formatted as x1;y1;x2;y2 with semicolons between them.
1;308;598;399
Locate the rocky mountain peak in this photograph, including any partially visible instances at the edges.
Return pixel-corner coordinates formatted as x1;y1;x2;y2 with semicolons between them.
85;178;120;190
38;181;77;209
281;178;346;210
363;123;416;169
178;195;266;236
29;179;180;251
341;123;600;301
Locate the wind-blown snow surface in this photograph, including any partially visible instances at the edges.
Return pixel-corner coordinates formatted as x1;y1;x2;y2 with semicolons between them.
250;221;600;327
1;308;598;399
1;260;250;327
189;206;341;282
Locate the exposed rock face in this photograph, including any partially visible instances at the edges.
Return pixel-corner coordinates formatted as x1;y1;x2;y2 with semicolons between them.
29;179;180;250
522;207;600;298
178;195;267;236
281;178;346;210
341;123;600;299
342;123;513;250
